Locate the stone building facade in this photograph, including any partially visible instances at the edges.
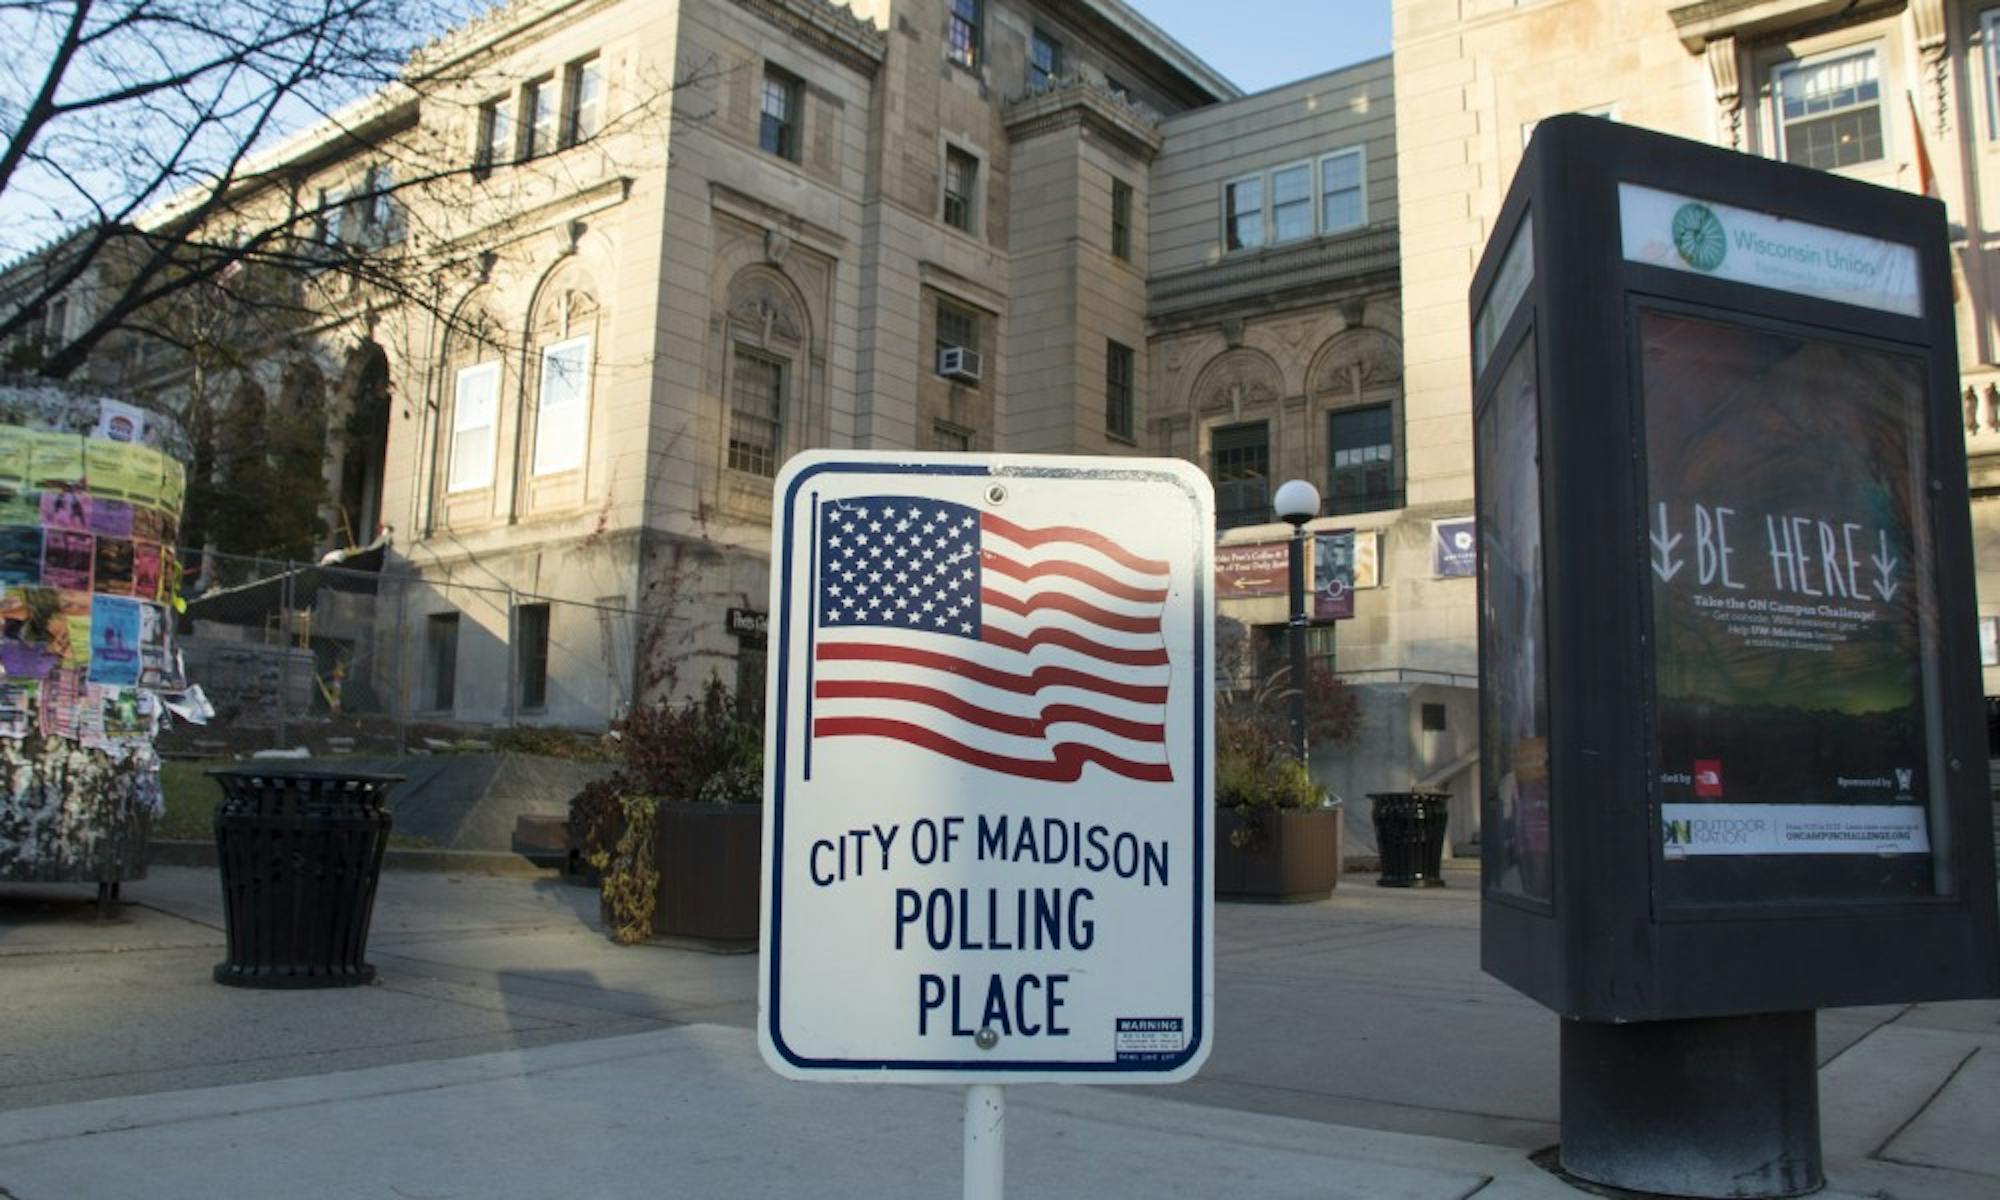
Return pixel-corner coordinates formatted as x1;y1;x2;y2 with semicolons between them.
1391;0;2000;736
13;0;1451;806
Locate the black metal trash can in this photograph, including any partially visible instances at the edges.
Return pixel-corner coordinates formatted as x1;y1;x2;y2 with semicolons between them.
1370;791;1451;888
209;766;404;988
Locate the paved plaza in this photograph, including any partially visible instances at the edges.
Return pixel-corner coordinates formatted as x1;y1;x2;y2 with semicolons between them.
0;866;1994;1198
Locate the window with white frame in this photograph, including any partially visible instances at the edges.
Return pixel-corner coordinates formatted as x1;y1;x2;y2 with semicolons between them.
1224;147;1370;253
1772;49;1883;170
524;77;557;159
565;56;604;146
1270;162;1312;243
533;336;591;476
761;66;803;161
729;349;785;477
1987;10;2000;138
448;362;499;492
1224;174;1264;251
477;95;515;172
943;146;979;233
1320;148;1364;232
1029;29;1061;89
947;0;981;69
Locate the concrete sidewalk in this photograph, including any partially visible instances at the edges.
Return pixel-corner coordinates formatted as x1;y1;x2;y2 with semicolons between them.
1;867;1995;1198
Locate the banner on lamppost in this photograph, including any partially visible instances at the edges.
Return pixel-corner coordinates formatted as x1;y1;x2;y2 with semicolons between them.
1314;532;1353;620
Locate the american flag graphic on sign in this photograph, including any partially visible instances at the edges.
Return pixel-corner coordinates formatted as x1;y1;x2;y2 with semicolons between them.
813;495;1173;783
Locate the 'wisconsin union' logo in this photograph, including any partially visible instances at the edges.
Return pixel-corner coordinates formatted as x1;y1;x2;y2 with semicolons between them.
1671;202;1727;272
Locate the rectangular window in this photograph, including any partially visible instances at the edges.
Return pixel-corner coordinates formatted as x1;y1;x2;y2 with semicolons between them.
1329;403;1397;515
364;167;398;237
1773;49;1883;170
1224;175;1264;251
1320;148;1365;232
760;66;802;161
426;613;459;711
517;602;550;710
933;422;972;452
524;78;556;158
1105;340;1135;440
729;349;784;477
478;95;515;170
1271;162;1312;243
948;0;982;68
935;300;977;360
533;335;591;476
564;56;604;146
944;147;979;233
44;297;67;345
448;362;499;493
1256;624;1335;687
1111;179;1133;260
1211;421;1270;530
1029;29;1061;89
1988;11;2000;138
318;188;346;246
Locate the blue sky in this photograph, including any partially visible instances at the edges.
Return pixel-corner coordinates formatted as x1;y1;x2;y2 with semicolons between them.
1135;1;1393;93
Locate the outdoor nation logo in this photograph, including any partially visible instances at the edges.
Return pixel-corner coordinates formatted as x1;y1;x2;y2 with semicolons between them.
1671;202;1727;272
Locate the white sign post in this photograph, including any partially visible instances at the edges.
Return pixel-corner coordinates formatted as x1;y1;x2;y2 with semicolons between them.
759;451;1215;1194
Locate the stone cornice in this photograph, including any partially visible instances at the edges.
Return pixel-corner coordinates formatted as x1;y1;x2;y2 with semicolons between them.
1147;226;1399;324
708;182;849;256
432;174;634;259
727;0;887;76
1003;80;1164;161
1667;0;1900;53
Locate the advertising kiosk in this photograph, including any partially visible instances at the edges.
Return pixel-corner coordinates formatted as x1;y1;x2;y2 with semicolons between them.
1471;116;2000;1196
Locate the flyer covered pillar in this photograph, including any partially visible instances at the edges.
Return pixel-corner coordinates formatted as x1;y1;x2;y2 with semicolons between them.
1471;116;2000;1197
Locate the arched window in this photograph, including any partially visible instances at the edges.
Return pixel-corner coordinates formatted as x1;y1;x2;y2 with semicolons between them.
441;299;502;498
720;266;808;480
526;266;601;482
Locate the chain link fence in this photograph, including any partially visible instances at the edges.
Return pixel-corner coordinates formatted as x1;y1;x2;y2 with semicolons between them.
159;549;652;759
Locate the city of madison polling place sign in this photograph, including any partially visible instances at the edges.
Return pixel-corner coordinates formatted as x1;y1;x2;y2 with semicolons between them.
759;451;1214;1084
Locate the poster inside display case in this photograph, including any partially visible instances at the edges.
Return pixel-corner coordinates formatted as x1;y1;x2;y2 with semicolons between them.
1478;331;1551;904
1640;310;1943;904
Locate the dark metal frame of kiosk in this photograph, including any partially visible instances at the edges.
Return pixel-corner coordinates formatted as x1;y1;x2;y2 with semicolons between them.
1472;115;2000;1022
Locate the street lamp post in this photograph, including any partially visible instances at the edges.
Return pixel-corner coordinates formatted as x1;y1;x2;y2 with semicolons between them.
1273;480;1321;768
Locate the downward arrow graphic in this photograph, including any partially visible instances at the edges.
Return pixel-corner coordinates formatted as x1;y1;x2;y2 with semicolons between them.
1871;530;1899;602
1651;503;1684;583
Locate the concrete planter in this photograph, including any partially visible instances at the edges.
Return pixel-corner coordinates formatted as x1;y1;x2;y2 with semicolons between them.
1215;805;1343;902
652;802;762;945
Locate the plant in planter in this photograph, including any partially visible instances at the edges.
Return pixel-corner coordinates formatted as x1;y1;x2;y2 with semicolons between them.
568;674;763;945
1213;618;1360;900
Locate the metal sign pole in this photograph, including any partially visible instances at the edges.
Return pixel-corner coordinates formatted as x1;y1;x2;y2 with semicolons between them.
962;1084;1004;1200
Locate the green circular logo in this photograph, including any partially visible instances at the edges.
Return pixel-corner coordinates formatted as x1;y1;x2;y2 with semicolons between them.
1671;202;1726;272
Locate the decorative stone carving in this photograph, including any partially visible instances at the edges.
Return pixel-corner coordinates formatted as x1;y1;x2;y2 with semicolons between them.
1308;327;1402;396
1968;386;1980;435
1190;348;1283;416
1909;0;1949;135
725;268;806;347
1987;383;1999;434
1705;35;1741;150
764;229;793;266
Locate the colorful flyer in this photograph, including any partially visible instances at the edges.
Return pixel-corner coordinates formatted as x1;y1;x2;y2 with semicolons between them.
40;490;89;532
58;589;91;669
0;680;37;738
42;530;92;591
98;687;149;741
92;399;153;445
28;432;84;489
162;457;186;514
93;537;134;595
87;498;132;539
132;542;162;601
89;596;140;686
0;427;28;483
0;528;41;586
131;506;164;543
85;440;167;504
0;488;41;526
38;667;86;740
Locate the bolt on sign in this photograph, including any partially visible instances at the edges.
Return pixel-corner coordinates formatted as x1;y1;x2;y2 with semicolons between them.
759;451;1215;1083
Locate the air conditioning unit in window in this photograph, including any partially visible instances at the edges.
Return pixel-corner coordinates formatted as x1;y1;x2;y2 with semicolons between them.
937;345;982;383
